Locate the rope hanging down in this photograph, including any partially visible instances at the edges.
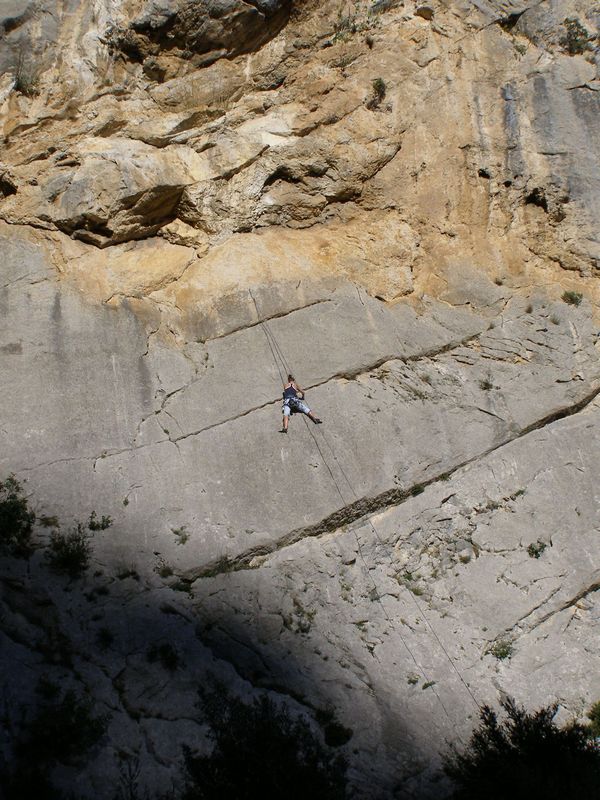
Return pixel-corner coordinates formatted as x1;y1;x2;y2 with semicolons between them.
249;292;481;733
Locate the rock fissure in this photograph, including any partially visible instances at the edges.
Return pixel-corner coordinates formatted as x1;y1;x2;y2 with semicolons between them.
203;297;333;343
517;576;600;635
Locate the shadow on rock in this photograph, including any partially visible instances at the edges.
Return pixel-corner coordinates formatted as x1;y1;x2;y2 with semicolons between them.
0;481;445;800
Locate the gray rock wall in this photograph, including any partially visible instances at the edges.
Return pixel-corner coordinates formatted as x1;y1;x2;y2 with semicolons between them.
2;219;600;796
1;0;600;797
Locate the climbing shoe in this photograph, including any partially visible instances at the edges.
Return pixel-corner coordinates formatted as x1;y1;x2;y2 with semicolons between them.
279;428;287;434
313;418;323;424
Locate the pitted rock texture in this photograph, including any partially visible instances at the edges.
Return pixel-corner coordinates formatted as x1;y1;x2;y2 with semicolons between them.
1;0;600;798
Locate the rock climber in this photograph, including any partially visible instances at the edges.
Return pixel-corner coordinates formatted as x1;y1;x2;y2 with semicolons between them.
280;374;322;433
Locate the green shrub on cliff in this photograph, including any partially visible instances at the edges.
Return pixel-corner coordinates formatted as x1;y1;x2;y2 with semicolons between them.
5;689;108;799
47;524;91;576
0;474;35;556
588;701;600;738
444;698;600;799
183;685;347;799
562;290;583;307
561;18;594;55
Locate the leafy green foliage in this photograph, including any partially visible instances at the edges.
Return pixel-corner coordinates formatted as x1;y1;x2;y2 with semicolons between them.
0;474;35;556
527;540;546;559
183;685;347;800
5;689;108;799
88;510;113;530
444;698;600;799
13;49;39;97
367;77;386;109
47;524;91;576
587;701;600;738
561;18;594;55
562;290;583;307
172;525;190;545
488;640;513;660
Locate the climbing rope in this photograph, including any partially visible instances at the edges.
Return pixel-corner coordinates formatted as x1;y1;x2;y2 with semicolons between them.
317;428;482;712
248;290;479;734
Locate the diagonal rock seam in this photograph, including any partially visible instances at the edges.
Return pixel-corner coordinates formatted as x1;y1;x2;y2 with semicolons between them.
506;574;600;639
202;297;333;343
181;381;600;583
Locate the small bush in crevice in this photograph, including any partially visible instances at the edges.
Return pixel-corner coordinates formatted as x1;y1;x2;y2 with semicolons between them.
332;13;357;41
588;701;600;738
47;524;91;576
488;639;513;660
369;0;400;15
561;17;594;55
154;556;174;578
443;698;600;799
39;514;59;528
2;681;108;800
0;474;35;556
183;684;347;800
527;540;547;559
172;525;189;545
562;290;583;307
116;564;140;581
367;77;386;109
88;510;112;531
13;49;39;97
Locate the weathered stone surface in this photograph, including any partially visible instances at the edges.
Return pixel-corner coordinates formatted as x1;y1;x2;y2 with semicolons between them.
111;0;292;80
191;400;600;796
2;0;600;798
0;138;219;245
3;212;600;795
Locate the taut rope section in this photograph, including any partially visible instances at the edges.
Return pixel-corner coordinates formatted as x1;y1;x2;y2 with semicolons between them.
248;291;481;738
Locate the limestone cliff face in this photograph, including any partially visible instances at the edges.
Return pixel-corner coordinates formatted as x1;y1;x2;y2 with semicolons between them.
1;2;600;798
